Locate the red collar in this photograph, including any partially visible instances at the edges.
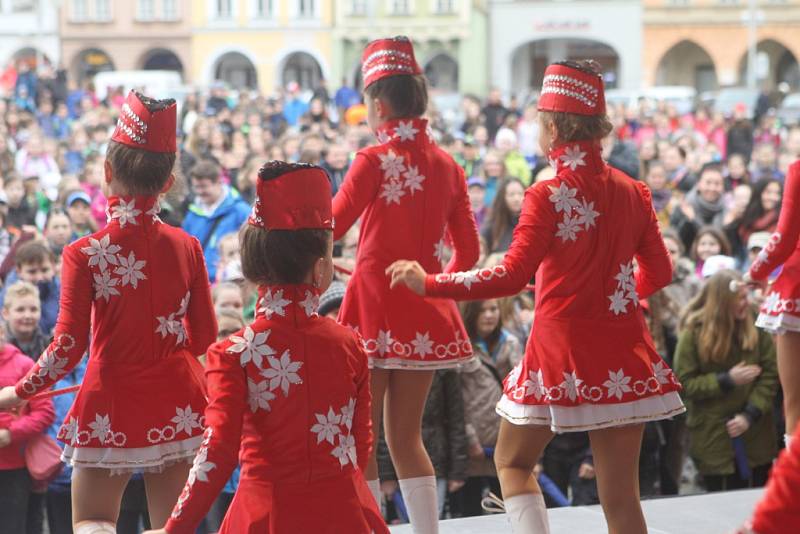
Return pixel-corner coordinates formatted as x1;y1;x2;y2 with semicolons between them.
548;140;607;176
374;118;433;146
255;284;322;327
105;196;162;228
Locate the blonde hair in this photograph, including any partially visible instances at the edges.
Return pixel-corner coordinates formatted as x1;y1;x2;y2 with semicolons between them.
3;281;40;309
681;269;758;363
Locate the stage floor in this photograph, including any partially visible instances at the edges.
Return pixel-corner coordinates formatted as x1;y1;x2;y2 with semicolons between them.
389;489;762;533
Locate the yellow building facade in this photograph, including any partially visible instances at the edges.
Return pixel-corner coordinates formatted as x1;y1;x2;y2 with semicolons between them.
190;0;335;92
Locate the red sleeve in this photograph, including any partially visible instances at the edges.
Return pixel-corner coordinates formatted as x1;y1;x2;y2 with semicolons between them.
425;182;556;300
748;427;800;534
165;342;245;534
351;335;373;473
443;167;480;274
15;244;92;399
332;153;381;241
633;182;673;299
185;239;218;356
8;358;55;442
749;161;800;280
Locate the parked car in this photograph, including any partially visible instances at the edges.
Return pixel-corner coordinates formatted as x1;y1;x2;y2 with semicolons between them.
777;92;800;126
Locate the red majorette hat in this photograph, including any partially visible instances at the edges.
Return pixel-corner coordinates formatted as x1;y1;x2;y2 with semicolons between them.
361;36;423;89
249;162;334;231
111;91;177;153
538;62;606;116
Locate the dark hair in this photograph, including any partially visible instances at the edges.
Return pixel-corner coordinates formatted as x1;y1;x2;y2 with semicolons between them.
189;159;221;183
691;226;732;261
364;74;428;119
538;60;613;143
461;300;503;351
741;178;782;229
699;163;724;179
45;208;70;227
15;241;56;267
487;178;525;253
240;161;331;285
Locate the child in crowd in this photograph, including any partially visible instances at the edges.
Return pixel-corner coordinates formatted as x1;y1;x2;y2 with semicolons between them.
0;321;55;534
0;91;217;534
153;161;387;533
215;233;240;284
211;282;244;317
1;241;60;335
44;209;75;265
466;177;488;229
5;174;37;231
691;226;732;278
64;190;96;239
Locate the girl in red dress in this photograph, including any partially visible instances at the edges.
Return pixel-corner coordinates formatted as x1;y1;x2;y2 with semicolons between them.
746;160;800;449
147;162;388;534
0;91;217;534
333;36;479;532
388;61;685;534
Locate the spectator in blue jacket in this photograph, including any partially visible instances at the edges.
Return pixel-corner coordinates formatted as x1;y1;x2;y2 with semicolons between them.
0;242;60;335
181;160;250;282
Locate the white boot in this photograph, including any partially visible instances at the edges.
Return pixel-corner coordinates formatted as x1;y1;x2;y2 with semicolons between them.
505;493;550;534
398;475;439;534
74;521;116;534
367;478;382;509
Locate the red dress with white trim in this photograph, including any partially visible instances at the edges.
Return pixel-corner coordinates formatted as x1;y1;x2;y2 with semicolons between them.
333;117;480;370
14;195;217;471
424;141;685;432
749;160;800;334
164;284;388;534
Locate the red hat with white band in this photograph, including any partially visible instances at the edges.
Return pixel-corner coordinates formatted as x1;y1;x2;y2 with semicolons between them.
249;162;334;231
361;36;423;89
538;62;606;116
111;91;177;153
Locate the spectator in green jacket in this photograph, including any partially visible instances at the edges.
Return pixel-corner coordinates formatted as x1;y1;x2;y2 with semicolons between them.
494;127;532;185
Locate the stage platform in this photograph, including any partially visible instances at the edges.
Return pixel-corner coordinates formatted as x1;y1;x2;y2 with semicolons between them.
389;489;763;533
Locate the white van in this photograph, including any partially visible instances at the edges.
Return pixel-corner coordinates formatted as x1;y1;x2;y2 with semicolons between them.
92;70;183;102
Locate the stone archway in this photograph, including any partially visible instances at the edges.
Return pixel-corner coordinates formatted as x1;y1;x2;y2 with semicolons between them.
425;53;459;92
656;40;718;92
214;51;258;90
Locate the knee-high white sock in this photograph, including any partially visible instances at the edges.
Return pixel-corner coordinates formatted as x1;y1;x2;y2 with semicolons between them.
398;475;439;534
786;433;793;449
504;492;550;534
74;521;116;534
367;478;382;508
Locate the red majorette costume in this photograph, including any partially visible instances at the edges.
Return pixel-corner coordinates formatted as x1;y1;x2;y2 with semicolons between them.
13;91;217;471
739;425;800;534
748;160;800;333
333;36;480;370
164;164;389;534
422;64;685;431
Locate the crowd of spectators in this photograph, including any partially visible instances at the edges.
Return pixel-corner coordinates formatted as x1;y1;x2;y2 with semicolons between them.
0;58;796;530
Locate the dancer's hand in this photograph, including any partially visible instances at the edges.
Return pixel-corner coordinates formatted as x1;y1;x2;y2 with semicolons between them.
385;261;427;296
726;414;751;438
742;272;767;291
0;386;22;411
578;463;595;480
448;479;465;493
380;480;398;498
468;441;484;460
729;362;762;386
0;429;11;448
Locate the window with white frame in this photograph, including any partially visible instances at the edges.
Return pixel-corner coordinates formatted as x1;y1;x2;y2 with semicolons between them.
215;0;233;18
137;0;155;20
95;0;111;20
435;0;455;13
351;0;368;15
255;0;274;18
71;0;88;20
390;0;411;15
162;0;179;20
297;0;317;18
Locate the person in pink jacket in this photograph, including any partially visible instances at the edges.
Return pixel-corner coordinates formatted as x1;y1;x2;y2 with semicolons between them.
0;328;55;534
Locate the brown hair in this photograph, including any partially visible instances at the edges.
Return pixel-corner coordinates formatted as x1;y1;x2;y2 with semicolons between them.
240;161;331;285
538;60;613;143
365;74;428;119
460;299;504;352
3;281;40;310
105;141;176;196
681;269;758;363
189;160;221;183
691;226;732;262
15;241;56;267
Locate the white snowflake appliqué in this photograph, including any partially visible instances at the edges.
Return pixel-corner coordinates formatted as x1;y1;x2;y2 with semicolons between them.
380;181;406;206
379;150;406;180
394;120;420;142
187;445;216;485
340;398;356;431
608;291;630;316
560;371;583;402
171;405;201;436
556;216;582;242
93;271;121;302
411;332;434;358
576;199;600;230
608;261;638;316
523;369;546;400
548;183;580;214
114;251;147;288
247;378;276;413
376;130;392;144
434;238;447;264
403;165;425;195
559;145;587;171
259;288;291;319
603;369;633;400
299;290;319;317
110;199;142;228
88;414;112;444
331;433;357;467
261;350;303;396
227;327;276;369
82;234;121;271
37;349;68;380
376;330;393;356
311;407;342;445
652;361;673;385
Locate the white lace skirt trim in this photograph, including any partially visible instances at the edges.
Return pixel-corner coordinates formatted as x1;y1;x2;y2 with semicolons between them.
755;312;800;335
369;354;475;371
496;391;686;432
62;434;202;475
